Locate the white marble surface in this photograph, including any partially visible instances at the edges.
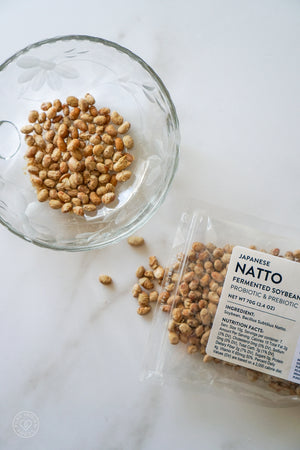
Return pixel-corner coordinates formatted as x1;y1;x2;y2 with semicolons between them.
1;0;300;449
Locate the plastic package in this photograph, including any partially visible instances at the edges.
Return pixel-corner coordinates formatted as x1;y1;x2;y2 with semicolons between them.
142;205;300;406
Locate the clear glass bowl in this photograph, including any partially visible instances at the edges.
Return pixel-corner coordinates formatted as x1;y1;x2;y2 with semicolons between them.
0;35;180;251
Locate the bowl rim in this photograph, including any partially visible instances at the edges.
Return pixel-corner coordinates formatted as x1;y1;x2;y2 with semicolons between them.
0;34;180;251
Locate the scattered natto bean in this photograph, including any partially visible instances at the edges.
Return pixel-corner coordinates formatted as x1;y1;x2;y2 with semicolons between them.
99;274;112;285
127;235;145;246
21;94;134;216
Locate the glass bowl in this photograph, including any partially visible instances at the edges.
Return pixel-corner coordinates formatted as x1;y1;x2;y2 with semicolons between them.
0;35;179;251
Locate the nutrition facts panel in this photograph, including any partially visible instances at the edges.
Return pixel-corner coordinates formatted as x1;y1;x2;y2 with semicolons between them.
289;337;300;383
206;246;300;383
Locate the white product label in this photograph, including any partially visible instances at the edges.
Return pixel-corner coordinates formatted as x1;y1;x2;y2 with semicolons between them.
206;246;300;383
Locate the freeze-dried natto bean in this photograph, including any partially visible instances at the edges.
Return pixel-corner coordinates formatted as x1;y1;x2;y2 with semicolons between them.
127;236;145;246
21;94;135;216
99;274;112;285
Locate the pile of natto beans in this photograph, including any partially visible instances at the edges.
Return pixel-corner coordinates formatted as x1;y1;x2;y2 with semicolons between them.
21;93;134;216
133;241;300;397
132;255;165;316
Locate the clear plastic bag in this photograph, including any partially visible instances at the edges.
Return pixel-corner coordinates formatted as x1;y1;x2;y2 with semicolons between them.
142;205;300;407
